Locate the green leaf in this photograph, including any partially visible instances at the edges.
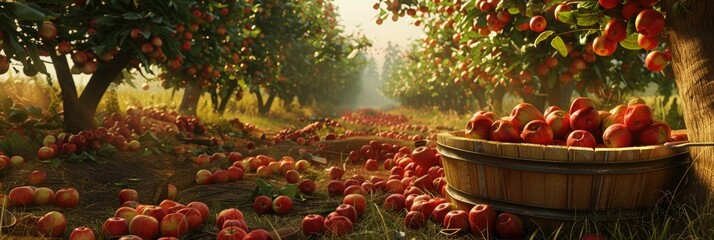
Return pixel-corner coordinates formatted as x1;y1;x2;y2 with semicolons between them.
127;178;142;182
6;3;46;21
122;12;142;20
620;33;642;50
534;30;554;46
25;106;42;117
578;30;597;45
577;1;599;11
65;154;86;164
140;148;152;156
8;108;28;123
49;158;60;168
550;36;568;57
278;184;299;199
256;178;275;197
575;13;600;26
556;10;574;25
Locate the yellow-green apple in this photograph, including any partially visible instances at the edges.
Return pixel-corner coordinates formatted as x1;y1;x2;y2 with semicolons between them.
186;201;209;222
325;214;353;237
37;211;67;237
9;186;36;206
343;193;367;216
216;208;244;229
10;155;23;166
102;217;128;237
638;122;671;146
601;112;625;132
521;120;554;145
365;159;379;171
328;166;345;180
70;226;95;240
160;213;189;237
195;169;213;185
495;212;524;239
610;104;628;114
37;146;55;160
177;208;202;230
598;111;612;125
119;189;138;205
465;115;494;140
216;226;247;240
543;106;562;118
253;196;272;214
213;169;230;183
302;214;325;236
624;104;654;132
432;202;455;224
141;205;167;223
603;124;633;148
567;130;597;148
490;119;521;143
546;110;572;140
570;106;601;133
443;210;470;231
628;97;646;106
43;135;56;145
243;229;274;240
335;204;358;223
469;204;496;237
383;194;406;212
227;166;244;181
569;97;594;114
295;160;311;172
509;103;545;130
272;195;293;215
115;207;138;222
34;187;54;205
299;179;316;194
404;211;427;229
285;170;300;184
327;180;345;196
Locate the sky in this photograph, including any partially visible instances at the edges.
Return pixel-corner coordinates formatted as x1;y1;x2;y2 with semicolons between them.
332;0;424;70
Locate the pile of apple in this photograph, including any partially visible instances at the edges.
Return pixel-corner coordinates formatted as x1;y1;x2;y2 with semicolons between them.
229;117;260;133
37;129;143;160
465;97;687;148
0;153;25;170
273;119;341;144
374;130;429;142
106;106;209;138
1;185;79;209
252;195;294;215
341;108;410;127
299;193;367;237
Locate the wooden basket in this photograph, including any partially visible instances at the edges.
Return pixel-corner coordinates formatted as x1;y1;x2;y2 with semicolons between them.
437;131;690;222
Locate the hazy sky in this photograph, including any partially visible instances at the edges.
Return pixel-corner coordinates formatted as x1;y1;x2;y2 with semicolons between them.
332;0;423;69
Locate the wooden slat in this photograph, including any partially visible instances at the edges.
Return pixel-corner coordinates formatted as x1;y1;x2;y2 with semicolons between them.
518;144;545;206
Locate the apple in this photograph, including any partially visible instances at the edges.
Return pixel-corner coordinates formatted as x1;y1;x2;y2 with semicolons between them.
216;226;247;240
222;219;248;232
521;120;554;145
160;213;189;237
256;165;273;178
213;170;230;183
70;227;95;240
195;169;214;185
115;206;138;222
624;104;654;132
327;180;345;196
343;193;367;216
328;166;345;180
186;201;209;222
490;119;521;143
302;214;325;236
335;204;358;223
496;212;524;239
243;229;274;240
295;160;311;172
38;146;55;160
443;210;470;231
569;97;594;114
119;189;138;205
465;115;494;140
272;195;293;215
636;9;665;37
638;122;672;146
604;19;627;42
581;233;608;240
383;194;406;212
431;202;455;224
10;155;23;166
645;50;668;72
529;15;546;32
102;217;128;237
570;106;600;134
216;208;244;229
39;21;58;41
385;179;405;194
37;211;67;237
411;146;438;169
546;110;572;140
228;152;243;163
253;196;273;214
324;215;353;237
510;103;545;131
404;211;427;229
299;179;316;194
638;33;660;50
566;130;597;148
598;0;619;9
34;187;55;205
603;124;633;148
141;205;168;222
227;166;244;181
364;159;379;171
601;112;625;132
469;204;497;237
9;186;36;206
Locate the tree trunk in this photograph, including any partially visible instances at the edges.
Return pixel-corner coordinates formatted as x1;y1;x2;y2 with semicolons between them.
258;92;276;115
547;82;575;110
179;82;203;116
474;87;487;109
664;0;714;201
77;50;133;120
489;85;507;114
208;88;219;112
216;84;236;114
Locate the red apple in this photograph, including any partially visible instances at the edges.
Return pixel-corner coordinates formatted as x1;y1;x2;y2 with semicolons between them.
469;204;497;237
216;208;244;229
222;219;248;232
335;204;358;223
141;206;167;223
212;170;230;183
465;115;494;140
509;103;545;131
496;212;524;239
566;130;597;148
443;210;470;231
216;226;247;240
175;208;201;231
638;122;671;146
604;18;627;42
186;201;209;222
411;146;438;169
328;166;345;180
529;15;546;32
272;195;293;215
364;159;379;171
490;119;521;143
285;170;300;184
227;166;244;181
243;229;274;240
9;186;36;206
431;202;455;224
38;146;55;160
28;170;47;185
254;195;273;214
636;9;665;37
570;106;600;133
102;217;128;237
37;211;67;237
582;233;608;240
302;214;325;236
645;50;668;72
603;124;633;148
160;213;189;237
324;215;353;237
383;194;406;213
69;226;95;240
343;193;367;216
546;110;572;140
119;189;138;205
295;160;311;172
569;97;594;114
521;120;554;145
327;180;345;196
385;179;405;194
228;151;243;163
299;179;316;194
404;211;427;229
624;104;654;132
